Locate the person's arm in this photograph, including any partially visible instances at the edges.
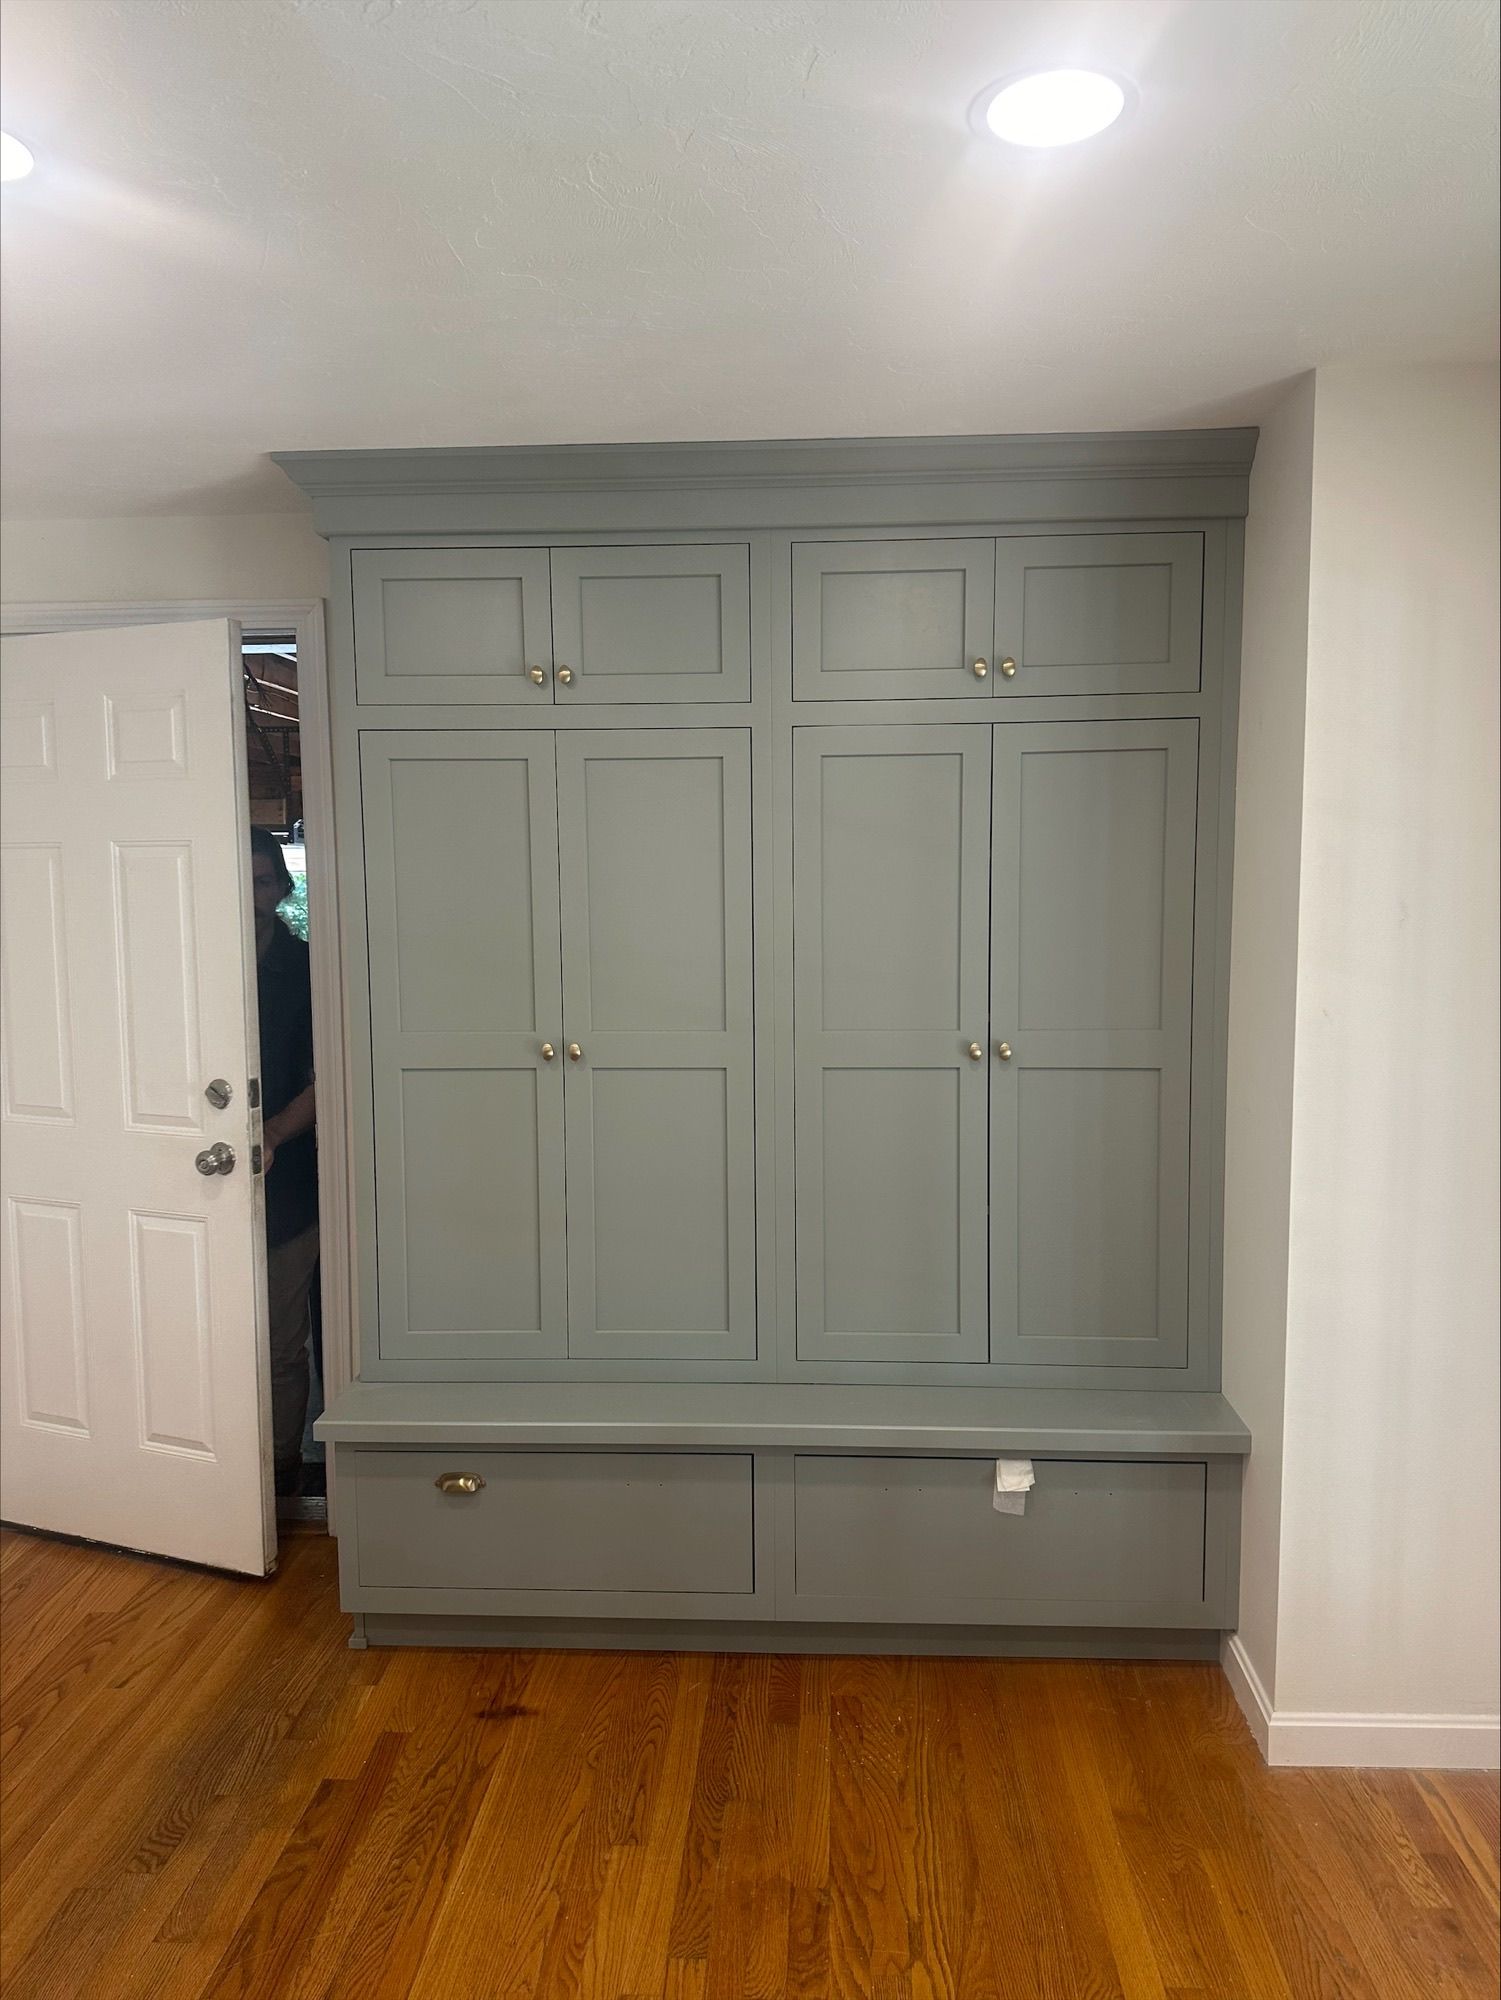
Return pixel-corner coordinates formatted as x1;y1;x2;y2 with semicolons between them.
263;1082;315;1175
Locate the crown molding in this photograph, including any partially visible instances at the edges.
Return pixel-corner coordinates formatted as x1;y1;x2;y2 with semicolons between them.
275;429;1257;501
271;429;1258;537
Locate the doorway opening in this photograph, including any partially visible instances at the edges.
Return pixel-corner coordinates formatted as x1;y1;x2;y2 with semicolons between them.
243;633;326;1524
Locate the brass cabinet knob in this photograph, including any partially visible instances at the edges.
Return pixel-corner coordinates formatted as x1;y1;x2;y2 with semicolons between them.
999;657;1018;679
972;658;989;679
556;666;575;687
567;1042;584;1062
996;1042;1013;1062
434;1473;485;1495
967;1042;984;1061
526;666;546;685
540;1042;556;1061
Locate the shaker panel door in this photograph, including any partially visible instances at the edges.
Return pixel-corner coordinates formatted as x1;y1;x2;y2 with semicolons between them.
550;545;751;703
992;533;1203;697
352;549;555;705
794;727;992;1363
362;733;566;1360
792;540;995;701
990;720;1198;1367
556;730;756;1359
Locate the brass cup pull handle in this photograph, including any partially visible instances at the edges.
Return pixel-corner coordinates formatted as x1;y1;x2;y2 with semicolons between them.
556;666;575;686
996;1042;1013;1062
434;1473;485;1496
972;658;989;679
967;1042;984;1062
999;656;1018;679
540;1042;556;1062
526;666;546;685
567;1042;584;1062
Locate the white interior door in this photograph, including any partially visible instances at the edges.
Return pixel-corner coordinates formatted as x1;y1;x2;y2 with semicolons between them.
0;621;274;1573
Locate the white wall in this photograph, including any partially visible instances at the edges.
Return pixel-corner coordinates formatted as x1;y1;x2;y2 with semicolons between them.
1277;365;1500;1745
1221;373;1316;1710
0;511;327;606
1228;362;1501;1765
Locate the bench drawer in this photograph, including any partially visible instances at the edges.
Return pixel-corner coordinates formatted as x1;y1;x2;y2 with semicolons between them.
785;1455;1214;1626
346;1448;759;1614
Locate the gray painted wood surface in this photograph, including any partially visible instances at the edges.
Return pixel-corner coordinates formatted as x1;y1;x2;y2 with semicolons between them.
992;532;1204;697
785;1454;1208;1624
353;547;555;704
317;1381;1252;1454
352;1448;756;1597
362;731;567;1360
556;729;756;1359
793;725;993;1363
550;543;752;702
792;538;995;701
990;719;1198;1368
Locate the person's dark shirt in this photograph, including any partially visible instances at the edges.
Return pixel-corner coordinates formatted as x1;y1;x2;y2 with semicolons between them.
257;918;317;1247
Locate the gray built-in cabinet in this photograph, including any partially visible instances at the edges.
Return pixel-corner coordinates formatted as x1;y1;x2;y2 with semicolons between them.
284;432;1256;1655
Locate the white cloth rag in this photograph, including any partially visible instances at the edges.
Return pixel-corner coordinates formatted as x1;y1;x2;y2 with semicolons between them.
993;1456;1035;1515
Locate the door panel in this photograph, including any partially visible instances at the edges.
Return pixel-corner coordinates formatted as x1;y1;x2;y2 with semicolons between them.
362;733;566;1360
993;532;1203;696
550;545;751;703
352;549;555;704
794;727;991;1363
556;730;755;1359
991;720;1197;1367
792;539;995;700
0;623;272;1574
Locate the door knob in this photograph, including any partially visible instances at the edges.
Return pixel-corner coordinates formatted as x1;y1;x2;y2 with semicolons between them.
996;1042;1013;1062
556;666;575;687
434;1473;485;1495
194;1142;236;1176
967;1043;984;1061
540;1042;556;1061
999;656;1018;679
204;1078;233;1109
971;658;989;679
526;666;546;685
567;1043;584;1062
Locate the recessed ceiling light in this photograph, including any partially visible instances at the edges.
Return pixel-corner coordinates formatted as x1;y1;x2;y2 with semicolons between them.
982;70;1127;149
0;132;35;182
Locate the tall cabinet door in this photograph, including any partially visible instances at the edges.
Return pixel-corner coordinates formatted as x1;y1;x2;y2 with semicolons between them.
362;733;567;1362
990;720;1198;1368
556;730;756;1359
794;727;992;1364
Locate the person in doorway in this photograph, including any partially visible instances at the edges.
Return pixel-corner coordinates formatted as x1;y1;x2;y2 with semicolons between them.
250;828;318;1498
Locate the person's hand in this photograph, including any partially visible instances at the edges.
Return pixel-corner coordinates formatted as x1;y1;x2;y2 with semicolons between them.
261;1118;280;1176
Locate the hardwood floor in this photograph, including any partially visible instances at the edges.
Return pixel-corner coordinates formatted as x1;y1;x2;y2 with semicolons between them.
0;1525;1495;2000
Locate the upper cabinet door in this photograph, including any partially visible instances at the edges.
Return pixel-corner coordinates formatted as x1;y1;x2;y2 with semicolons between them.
362;732;567;1362
549;545;752;703
352;549;555;705
989;719;1198;1369
793;726;992;1364
556;730;756;1359
992;532;1203;697
792;539;995;701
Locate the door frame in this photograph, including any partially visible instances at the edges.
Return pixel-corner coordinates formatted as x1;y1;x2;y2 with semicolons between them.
0;598;355;1484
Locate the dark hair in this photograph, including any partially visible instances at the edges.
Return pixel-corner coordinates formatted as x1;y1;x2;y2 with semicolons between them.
249;825;294;895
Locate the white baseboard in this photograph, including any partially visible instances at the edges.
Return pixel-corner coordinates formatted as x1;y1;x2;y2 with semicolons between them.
1221;1636;1500;1769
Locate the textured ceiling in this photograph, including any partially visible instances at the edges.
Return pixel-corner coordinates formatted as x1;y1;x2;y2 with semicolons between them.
1;0;1497;516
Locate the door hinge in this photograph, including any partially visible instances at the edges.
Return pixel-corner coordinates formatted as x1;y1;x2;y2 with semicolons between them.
247;1077;261;1109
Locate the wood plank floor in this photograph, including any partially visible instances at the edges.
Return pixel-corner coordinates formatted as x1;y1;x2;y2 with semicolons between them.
1;1525;1495;2000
